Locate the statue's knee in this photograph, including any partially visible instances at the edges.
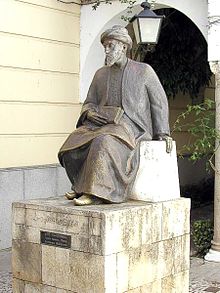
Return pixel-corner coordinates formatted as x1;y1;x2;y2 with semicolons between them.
92;134;113;149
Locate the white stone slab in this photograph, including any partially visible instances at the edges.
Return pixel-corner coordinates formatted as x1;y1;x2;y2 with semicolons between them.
131;141;180;202
205;248;220;262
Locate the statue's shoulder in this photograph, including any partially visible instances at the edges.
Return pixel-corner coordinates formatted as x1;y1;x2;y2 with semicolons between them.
128;59;153;73
96;65;109;72
94;66;109;78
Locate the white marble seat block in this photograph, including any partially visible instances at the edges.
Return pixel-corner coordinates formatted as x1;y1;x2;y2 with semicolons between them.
131;141;180;202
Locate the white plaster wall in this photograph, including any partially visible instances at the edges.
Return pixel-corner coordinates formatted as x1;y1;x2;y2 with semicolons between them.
208;0;220;61
80;0;208;101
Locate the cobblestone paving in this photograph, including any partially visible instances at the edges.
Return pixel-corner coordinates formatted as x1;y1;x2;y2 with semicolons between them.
190;279;220;293
0;272;12;293
1;272;220;292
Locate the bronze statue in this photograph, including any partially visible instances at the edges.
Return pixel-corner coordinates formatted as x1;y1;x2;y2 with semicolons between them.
58;25;171;206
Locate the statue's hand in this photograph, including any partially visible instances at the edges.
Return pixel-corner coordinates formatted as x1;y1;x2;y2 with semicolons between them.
153;134;173;153
87;109;108;126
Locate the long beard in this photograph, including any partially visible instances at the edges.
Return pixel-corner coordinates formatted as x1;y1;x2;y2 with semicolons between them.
105;55;116;66
105;50;122;67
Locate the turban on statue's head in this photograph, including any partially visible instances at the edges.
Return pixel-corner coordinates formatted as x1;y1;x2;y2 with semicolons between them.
101;25;132;50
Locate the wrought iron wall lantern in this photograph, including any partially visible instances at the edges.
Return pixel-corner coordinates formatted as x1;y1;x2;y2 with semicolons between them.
130;1;164;58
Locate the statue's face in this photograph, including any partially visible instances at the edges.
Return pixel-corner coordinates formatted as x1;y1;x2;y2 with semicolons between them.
103;39;126;67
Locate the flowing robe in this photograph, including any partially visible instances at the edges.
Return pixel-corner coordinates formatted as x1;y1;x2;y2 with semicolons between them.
58;59;170;203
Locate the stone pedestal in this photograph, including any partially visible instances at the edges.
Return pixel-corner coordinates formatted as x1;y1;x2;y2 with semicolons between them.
131;141;180;202
12;197;190;293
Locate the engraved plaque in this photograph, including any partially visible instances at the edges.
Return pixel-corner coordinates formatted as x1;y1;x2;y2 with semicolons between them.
41;231;71;249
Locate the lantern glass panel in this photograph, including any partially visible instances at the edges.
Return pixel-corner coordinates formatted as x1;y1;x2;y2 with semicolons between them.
139;17;162;43
133;18;141;45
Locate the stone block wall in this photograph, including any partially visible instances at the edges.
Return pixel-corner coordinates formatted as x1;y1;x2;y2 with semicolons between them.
12;197;190;293
0;165;71;250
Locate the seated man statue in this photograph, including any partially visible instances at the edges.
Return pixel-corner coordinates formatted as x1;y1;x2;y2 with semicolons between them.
58;25;171;206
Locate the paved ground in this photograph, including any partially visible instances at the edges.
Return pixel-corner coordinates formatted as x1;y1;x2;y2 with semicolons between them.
0;250;12;293
190;258;220;292
1;250;220;292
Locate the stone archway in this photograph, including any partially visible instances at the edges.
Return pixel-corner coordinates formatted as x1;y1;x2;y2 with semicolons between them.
80;0;208;101
139;8;213;187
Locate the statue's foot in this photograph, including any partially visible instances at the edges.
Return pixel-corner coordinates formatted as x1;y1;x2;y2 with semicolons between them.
65;191;77;200
73;194;103;206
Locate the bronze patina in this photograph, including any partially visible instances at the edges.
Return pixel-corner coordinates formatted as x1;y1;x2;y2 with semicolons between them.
58;25;171;206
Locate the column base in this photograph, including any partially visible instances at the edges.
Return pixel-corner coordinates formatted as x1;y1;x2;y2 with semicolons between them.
205;249;220;262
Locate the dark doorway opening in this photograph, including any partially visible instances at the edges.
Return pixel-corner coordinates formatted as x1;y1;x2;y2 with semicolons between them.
128;8;214;207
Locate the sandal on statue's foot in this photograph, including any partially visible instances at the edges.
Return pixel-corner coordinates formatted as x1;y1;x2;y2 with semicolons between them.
73;194;103;206
65;191;77;200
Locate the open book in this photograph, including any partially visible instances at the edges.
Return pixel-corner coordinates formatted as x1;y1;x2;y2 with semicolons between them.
98;106;124;124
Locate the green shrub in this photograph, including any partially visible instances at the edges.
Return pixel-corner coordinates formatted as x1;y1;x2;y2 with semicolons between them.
192;219;214;257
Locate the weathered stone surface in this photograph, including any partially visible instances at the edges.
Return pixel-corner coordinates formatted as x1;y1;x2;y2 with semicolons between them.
89;216;102;236
117;251;129;292
12;240;41;283
149;203;162;243
56;248;72;290
141;279;162;293
158;235;190;278
71;235;89;252
56;212;89;235
117;246;164;292
127;243;160;289
131;141;180;202
89;235;103;254
125;280;162;293
12;208;26;225
42;245;117;292
12;278;25;293
42;246;71;290
69;251;116;292
126;287;141;293
104;203;162;255
116;235;190;292
12;197;190;293
42;245;56;287
183;234;190;271
162;198;190;240
12;223;90;253
56;289;72;293
161;270;189;293
23;281;42;293
25;209;56;230
104;253;117;293
12;224;40;243
12;278;75;293
173;234;190;274
25;208;89;234
13;197;103;218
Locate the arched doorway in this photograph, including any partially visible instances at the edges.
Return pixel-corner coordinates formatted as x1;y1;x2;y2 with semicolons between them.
80;0;208;101
143;9;213;187
128;7;214;203
80;1;213;195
